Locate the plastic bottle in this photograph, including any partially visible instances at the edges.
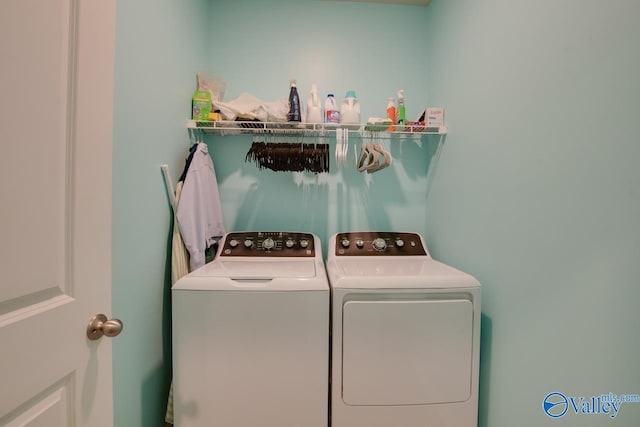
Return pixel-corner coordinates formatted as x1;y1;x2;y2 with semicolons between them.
397;90;406;130
340;90;360;124
306;84;322;124
324;93;340;124
287;79;302;122
386;97;396;131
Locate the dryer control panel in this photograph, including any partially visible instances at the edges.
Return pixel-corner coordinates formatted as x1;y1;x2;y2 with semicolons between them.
335;232;427;256
221;232;315;257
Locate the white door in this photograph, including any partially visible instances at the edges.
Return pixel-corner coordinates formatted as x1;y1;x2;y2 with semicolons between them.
0;1;116;426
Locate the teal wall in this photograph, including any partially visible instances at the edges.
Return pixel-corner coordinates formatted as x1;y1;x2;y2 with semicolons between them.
208;0;429;120
112;0;640;425
113;0;210;425
425;0;640;426
207;0;436;240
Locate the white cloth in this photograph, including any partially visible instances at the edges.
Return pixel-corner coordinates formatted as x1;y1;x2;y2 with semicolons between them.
171;181;190;284
211;92;288;122
177;142;225;271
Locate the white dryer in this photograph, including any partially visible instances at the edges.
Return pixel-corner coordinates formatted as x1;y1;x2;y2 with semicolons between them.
172;231;329;427
327;232;481;427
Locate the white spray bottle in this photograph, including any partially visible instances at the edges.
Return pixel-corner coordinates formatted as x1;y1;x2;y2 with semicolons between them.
306;84;322;124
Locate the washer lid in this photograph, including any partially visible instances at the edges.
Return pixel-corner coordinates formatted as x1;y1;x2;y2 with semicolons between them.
191;259;316;279
173;258;328;291
219;260;316;279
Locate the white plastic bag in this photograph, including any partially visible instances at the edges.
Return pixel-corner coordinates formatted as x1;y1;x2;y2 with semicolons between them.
197;71;226;103
212;92;288;122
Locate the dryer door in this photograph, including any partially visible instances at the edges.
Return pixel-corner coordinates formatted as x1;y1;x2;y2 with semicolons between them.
342;299;473;406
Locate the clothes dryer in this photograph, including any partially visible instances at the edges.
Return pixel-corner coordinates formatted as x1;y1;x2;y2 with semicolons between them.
172;231;329;427
327;231;481;427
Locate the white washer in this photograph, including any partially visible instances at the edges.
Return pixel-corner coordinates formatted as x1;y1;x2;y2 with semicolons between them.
172;231;329;427
327;232;481;427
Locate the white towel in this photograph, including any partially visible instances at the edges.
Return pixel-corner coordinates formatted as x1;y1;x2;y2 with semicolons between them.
177;142;226;271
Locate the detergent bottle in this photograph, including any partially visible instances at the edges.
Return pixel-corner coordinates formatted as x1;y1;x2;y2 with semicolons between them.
386;97;396;131
306;84;323;124
287;79;302;122
324;93;340;124
340;90;360;124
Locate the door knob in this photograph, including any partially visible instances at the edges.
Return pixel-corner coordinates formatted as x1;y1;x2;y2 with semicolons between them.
86;314;123;340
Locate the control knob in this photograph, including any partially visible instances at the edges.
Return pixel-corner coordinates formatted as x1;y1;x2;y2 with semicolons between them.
373;238;387;251
395;239;405;248
341;238;350;248
262;237;275;250
299;239;309;249
285;239;295;248
244;239;253;248
228;239;239;248
356;239;364;248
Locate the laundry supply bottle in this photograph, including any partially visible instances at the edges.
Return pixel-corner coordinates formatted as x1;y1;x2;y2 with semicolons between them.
397;90;406;130
287;79;302;122
386;97;396;131
340;90;360;124
306;84;323;124
324;93;340;124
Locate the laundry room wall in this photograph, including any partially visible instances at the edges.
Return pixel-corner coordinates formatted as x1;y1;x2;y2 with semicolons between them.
204;0;437;241
113;0;640;426
424;1;640;426
112;0;211;425
111;0;436;425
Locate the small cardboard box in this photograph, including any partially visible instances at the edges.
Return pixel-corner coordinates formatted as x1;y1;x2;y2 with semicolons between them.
192;90;212;120
426;108;445;127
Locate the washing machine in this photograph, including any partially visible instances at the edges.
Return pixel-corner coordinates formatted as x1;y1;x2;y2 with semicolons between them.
172;231;329;427
327;231;481;427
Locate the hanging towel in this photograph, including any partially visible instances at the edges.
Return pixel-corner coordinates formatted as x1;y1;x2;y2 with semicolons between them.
177;142;226;271
166;143;225;424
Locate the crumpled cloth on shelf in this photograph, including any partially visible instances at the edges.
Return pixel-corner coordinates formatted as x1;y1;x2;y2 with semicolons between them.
212;92;288;122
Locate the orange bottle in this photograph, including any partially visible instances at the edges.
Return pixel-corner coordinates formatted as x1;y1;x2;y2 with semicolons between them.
386;97;396;131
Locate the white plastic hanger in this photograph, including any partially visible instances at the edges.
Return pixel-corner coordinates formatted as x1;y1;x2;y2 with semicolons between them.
356;136;392;173
357;142;379;172
367;142;392;173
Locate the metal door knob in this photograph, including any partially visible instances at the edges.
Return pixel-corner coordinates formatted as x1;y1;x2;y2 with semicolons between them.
86;314;123;340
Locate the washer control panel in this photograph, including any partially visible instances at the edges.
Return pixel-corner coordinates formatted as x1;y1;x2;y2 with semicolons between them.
221;232;315;257
335;232;427;256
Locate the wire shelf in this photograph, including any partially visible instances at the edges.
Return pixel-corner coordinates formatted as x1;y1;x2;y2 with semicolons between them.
187;120;447;138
